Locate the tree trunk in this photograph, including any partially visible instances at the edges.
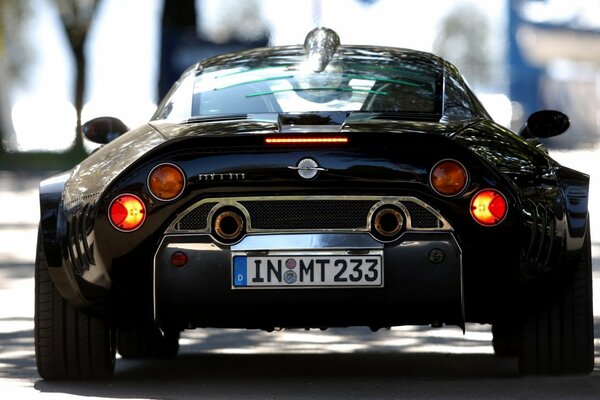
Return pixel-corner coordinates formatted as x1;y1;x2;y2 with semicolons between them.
72;40;86;153
53;0;100;156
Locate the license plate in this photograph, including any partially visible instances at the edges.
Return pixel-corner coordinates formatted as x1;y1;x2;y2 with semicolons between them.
232;253;383;288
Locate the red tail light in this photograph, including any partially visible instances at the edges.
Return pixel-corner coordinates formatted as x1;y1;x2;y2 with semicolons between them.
265;137;348;144
109;194;146;231
470;189;507;226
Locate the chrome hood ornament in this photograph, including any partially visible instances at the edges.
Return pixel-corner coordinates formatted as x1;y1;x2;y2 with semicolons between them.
303;27;340;72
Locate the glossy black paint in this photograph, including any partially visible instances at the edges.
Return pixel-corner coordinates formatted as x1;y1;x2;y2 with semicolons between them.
38;44;589;330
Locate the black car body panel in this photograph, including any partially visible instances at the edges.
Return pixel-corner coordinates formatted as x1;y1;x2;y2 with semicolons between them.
38;30;589;336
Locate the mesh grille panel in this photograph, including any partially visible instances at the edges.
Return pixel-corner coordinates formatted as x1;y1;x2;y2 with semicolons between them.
177;202;217;230
174;198;445;231
402;201;442;228
240;200;377;230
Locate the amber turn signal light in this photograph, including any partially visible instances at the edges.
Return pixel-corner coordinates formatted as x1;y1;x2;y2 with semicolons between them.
109;194;146;231
430;159;468;196
148;163;185;201
470;189;507;226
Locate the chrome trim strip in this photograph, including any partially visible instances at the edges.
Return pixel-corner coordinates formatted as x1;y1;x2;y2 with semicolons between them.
167;195;452;235
231;233;384;251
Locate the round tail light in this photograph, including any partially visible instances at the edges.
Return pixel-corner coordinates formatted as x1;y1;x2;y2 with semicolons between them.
430;159;468;196
470;189;507;226
109;194;146;231
148;163;185;201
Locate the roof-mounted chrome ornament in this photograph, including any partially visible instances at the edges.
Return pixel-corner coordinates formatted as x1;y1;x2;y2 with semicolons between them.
303;27;340;73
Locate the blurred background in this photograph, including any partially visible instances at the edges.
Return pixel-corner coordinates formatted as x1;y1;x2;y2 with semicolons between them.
0;0;599;166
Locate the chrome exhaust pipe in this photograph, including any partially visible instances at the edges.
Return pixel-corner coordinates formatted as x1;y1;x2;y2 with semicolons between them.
372;207;404;239
213;209;245;242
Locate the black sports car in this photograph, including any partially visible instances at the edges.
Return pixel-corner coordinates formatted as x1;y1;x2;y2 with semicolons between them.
35;28;594;379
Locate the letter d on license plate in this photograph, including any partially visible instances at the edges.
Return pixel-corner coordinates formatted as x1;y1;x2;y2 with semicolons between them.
232;253;383;288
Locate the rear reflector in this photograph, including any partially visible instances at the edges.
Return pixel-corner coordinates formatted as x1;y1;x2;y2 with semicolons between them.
265;137;348;144
470;189;507;226
171;251;188;268
109;194;146;231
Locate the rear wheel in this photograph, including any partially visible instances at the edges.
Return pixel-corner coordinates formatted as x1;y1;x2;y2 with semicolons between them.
117;325;179;359
518;228;594;375
35;230;116;380
492;322;519;357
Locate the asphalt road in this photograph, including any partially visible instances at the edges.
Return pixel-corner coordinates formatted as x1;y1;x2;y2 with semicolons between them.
0;164;599;399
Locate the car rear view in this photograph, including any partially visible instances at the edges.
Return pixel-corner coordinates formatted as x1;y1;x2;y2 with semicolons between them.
35;28;593;380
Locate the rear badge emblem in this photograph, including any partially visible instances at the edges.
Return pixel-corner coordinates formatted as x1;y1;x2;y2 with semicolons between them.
288;158;327;180
198;173;246;182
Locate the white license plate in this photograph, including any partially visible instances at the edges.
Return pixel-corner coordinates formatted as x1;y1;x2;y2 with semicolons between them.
232;253;383;288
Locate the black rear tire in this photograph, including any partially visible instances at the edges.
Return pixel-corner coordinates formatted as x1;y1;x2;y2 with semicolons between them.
518;227;594;375
492;322;519;357
117;326;179;359
34;230;116;380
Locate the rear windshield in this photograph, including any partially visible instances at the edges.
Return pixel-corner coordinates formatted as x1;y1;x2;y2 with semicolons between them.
153;48;482;121
194;59;441;116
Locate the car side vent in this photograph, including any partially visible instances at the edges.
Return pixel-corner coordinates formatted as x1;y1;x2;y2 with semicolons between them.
523;201;557;274
66;205;95;275
565;186;587;207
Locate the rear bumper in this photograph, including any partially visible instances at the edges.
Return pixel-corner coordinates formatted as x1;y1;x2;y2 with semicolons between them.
154;232;464;330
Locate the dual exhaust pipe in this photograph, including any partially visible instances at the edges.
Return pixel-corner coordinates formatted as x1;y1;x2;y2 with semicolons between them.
372;206;404;240
212;209;245;243
211;205;404;243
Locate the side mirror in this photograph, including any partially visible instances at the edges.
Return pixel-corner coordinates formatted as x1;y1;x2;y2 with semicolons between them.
519;110;570;139
82;117;129;144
